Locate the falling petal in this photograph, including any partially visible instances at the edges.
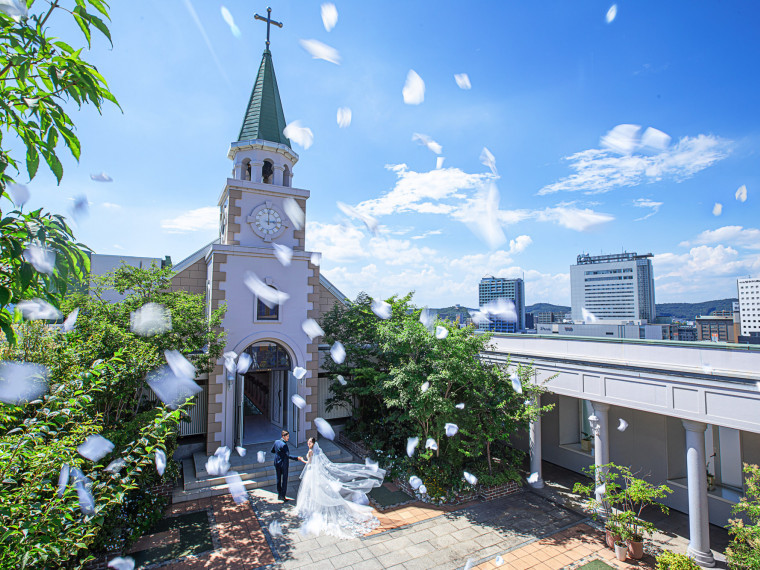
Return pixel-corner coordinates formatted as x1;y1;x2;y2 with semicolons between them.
617;418;628;432
90;171;113;182
470;310;491;326
108;557;135;570
268;520;283;537
418;484;427;494
445;423;459;437
510;374;523;394
480;147;497;175
147;365;202;410
71;468;95;516
257;450;266;463
223;351;238;375
206;447;231;476
463;471;478;485
436;156;445;169
336;106;352;128
291;394;306;409
409;475;422;490
24;245;55;274
105;458;125;473
57;463;70;497
464;559;475;570
130;303;171;336
299;39;341;64
336;374;347;386
365;457;379;471
237;353;252;375
301;513;324;536
310;252;322;266
273;243;293;266
712;202;722;216
412;133;442;155
421;381;430;393
0;0;27;21
71;195;89;221
330;341;346;364
495;556;505;566
225;471;248;503
293;367;307;380
371;299;392;320
165;350;196;380
244;271;290;308
283;197;305;230
336;201;379;235
640;127;671;150
455;403;465;410
527;472;539;485
595;483;606;495
736;184;748;202
63;308;79;332
220;6;241;38
302;318;325;340
155;449;167;476
16;299;62;321
321;2;338;31
7;182;29;206
454;73;471;89
435;326;448;339
425;438;438;451
77;435;114;462
407;436;419;457
402;69;425;105
463;183;506;249
314;417;335;440
419;308;434;328
582;308;598;324
606;4;617;23
284;120;315;149
601;124;641;154
483;298;517;321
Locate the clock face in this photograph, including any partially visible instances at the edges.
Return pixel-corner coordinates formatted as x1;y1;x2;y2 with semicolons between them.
254;207;283;235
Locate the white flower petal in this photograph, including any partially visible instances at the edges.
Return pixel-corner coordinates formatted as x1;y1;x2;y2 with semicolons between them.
314;417;335;440
320;3;338;31
402;69;425;105
299;39;341;64
454;73;471;90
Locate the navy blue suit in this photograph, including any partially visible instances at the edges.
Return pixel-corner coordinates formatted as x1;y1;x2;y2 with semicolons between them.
272;438;298;499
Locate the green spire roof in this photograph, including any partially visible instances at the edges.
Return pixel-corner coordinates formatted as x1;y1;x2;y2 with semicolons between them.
238;50;291;147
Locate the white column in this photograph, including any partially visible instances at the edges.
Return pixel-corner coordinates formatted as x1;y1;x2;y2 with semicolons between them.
591;402;610;505
529;394;544;488
682;420;716;567
273;164;284;186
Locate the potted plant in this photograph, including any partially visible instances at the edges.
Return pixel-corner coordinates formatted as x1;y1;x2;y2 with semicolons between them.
604;515;623;549
581;431;593;452
614;538;628;561
573;464;624;548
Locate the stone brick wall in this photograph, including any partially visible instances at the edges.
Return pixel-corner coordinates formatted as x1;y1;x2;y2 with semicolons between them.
170;257;206;295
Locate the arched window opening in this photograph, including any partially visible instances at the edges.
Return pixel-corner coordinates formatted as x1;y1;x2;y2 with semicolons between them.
282;165;291;187
242;341;291;372
243;159;252;181
262;160;274;184
256;285;280;320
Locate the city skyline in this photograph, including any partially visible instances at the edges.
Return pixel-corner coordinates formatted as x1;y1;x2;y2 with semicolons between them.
17;1;760;308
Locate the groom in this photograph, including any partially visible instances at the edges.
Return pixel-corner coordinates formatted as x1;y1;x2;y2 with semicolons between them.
271;430;300;502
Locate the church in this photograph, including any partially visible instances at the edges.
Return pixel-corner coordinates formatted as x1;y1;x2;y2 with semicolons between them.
169;29;348;456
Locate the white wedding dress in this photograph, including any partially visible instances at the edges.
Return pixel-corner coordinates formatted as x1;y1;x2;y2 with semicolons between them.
294;443;386;538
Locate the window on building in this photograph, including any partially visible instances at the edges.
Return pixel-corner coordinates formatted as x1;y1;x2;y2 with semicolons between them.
262;160;274;184
256;287;280;321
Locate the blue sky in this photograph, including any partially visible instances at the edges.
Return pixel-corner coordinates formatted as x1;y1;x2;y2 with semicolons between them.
21;1;760;307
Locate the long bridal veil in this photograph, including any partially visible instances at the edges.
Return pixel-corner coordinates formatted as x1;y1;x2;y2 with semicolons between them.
295;442;386;538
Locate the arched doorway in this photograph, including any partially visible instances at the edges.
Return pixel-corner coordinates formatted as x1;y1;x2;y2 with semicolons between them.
236;341;299;445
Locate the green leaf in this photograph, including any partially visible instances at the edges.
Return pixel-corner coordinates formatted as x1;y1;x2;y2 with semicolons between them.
42;151;63;184
26;145;39;180
87;0;111;20
72;9;92;48
58;126;81;161
86;13;112;46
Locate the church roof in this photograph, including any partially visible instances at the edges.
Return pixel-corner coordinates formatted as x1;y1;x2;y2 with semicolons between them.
237;50;291;147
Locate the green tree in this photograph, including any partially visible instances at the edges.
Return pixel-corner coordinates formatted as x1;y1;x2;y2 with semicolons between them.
726;463;760;570
1;0;118;343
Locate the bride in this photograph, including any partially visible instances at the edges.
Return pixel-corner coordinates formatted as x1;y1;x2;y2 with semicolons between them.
295;437;386;538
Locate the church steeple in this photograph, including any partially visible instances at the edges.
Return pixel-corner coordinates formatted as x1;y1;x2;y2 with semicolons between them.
237;49;291;147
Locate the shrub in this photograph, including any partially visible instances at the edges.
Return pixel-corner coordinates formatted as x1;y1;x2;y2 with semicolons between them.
656;550;700;570
726;463;760;570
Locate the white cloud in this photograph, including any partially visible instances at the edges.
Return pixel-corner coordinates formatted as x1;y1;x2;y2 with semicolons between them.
161;206;218;233
101;202;121;209
539;133;731;195
410;229;442;240
633;198;662;221
679;226;760;250
655;245;760;278
306;221;366;262
535;205;615;231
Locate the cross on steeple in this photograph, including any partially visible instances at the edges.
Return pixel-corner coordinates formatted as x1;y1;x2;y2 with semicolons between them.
254;7;283;51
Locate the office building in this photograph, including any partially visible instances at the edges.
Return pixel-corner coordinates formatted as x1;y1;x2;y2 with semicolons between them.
570;252;656;323
532;311;568;324
536;322;666;339
738;277;760;337
478;276;525;333
696;315;736;343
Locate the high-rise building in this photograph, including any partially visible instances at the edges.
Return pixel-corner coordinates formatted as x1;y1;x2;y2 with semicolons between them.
478;276;525;332
738;277;760;337
696;315;737;343
570;252;656;323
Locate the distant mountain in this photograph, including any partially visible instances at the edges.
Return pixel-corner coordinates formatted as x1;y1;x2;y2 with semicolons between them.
655;298;738;321
526;303;570;314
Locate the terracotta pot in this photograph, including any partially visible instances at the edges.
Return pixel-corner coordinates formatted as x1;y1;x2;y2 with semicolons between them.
614;542;628;561
605;530;621;549
627;539;644;560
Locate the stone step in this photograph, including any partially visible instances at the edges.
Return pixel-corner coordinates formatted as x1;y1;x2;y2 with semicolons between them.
172;467;313;503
